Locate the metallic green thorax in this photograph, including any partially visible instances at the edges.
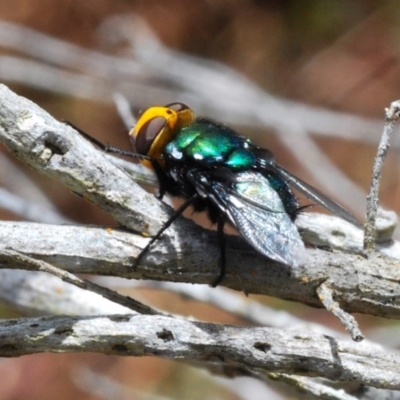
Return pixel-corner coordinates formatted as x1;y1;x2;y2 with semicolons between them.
163;118;300;219
164;119;256;169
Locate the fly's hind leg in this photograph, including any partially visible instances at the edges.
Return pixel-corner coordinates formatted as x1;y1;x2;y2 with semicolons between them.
210;216;226;287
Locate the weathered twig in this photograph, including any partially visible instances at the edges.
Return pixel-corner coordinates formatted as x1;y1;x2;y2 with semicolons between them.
100;278;350;338
0;314;399;390
0;250;162;316
297;212;399;258
316;283;364;342
1;222;400;323
364;101;400;250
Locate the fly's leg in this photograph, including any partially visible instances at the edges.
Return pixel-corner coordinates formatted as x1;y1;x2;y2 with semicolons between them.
64;121;152;161
210;217;226;287
134;194;198;268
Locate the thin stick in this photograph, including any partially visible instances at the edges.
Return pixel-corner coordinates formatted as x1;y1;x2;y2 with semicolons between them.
364;100;400;250
0;250;164;316
316;282;364;342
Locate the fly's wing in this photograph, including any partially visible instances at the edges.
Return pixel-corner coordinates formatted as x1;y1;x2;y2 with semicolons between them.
271;163;363;229
208;171;307;268
253;148;363;229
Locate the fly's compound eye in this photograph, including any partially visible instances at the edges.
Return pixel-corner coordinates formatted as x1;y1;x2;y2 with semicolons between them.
135;116;167;155
130;103;194;162
165;102;190;112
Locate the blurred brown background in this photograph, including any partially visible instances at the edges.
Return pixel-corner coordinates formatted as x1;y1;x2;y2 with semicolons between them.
0;1;399;399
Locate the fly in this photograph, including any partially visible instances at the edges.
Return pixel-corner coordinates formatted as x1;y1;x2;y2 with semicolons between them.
72;103;363;287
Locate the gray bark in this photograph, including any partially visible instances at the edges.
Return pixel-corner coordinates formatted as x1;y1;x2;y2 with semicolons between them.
0;314;399;391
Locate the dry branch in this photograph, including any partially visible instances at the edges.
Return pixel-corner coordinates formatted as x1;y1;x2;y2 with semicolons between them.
1;220;400;321
0;314;399;391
